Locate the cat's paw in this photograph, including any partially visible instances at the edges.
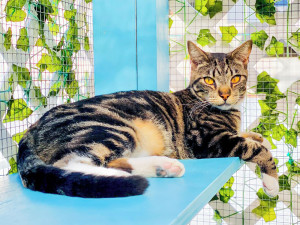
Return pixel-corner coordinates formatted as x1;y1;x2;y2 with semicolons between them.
155;158;185;178
262;173;279;198
241;132;263;143
128;156;185;178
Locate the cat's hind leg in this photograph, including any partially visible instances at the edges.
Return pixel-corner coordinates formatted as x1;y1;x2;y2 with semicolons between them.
54;153;131;177
108;156;185;178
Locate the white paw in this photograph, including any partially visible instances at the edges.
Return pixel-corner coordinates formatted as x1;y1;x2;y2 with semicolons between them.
155;157;185;177
128;156;185;178
262;173;279;198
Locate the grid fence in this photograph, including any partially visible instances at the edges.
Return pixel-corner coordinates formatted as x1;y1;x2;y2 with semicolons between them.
0;0;94;176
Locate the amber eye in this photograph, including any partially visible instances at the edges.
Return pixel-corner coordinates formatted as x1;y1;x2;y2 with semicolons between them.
204;77;214;85
231;75;241;84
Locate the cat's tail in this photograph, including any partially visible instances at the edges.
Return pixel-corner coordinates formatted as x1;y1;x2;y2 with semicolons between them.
17;140;149;198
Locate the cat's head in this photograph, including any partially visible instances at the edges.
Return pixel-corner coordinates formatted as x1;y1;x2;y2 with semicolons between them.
187;40;252;110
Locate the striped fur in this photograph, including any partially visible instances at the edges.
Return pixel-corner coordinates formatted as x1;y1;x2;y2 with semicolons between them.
17;41;278;198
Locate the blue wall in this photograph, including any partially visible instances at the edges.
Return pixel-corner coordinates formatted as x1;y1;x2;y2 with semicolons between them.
93;0;169;95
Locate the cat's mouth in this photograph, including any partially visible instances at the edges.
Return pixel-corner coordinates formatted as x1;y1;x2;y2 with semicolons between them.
219;103;230;106
214;103;233;110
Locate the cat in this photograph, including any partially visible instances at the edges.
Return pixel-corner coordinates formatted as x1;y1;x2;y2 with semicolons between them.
17;40;279;198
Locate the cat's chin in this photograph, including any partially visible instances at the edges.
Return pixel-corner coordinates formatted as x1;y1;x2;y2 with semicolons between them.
214;103;241;111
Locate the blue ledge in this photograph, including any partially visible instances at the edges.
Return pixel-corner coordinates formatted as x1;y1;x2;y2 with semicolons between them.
0;158;243;225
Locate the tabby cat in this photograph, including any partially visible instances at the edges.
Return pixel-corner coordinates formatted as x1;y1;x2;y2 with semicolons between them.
17;40;279;198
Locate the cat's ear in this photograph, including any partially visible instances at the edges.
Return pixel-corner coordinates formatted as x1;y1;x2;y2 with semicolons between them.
187;41;210;65
228;40;252;66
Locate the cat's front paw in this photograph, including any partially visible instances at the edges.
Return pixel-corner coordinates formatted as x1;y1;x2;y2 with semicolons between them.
261;173;279;198
155;158;185;177
241;132;263;143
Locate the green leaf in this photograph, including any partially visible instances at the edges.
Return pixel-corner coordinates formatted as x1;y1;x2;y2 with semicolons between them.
51;0;61;16
259;113;279;126
64;9;77;21
210;194;219;202
169;18;173;29
219;26;238;43
12;64;31;89
250;30;269;50
255;164;262;178
219;187;234;203
291;29;300;48
286;161;300;174
284;128;298;148
48;81;62;96
71;38;81;52
37;53;61;73
33;86;47;106
4;27;12;50
265;136;277;149
8;158;18;175
254;188;278;222
53;36;65;52
255;0;276;25
223;176;234;188
278;174;290;192
65;71;79;98
195;0;222;18
16;28;29;52
296;96;300;105
196;29;216;47
85;0;92;3
84;36;90;51
67;21;79;40
252;206;276;222
5;0;27;22
266;36;284;56
7;9;27;22
213;210;222;224
207;0;222;19
232;0;237;2
35;38;44;47
272;124;287;141
258;100;272;115
256;188;279;201
195;0;208;15
38;0;54;14
12;129;27;143
3;99;33;123
84;12;90;33
256;13;276;25
218;177;235;203
49;21;59;36
256;71;285;98
61;49;73;73
297;121;300;131
66;20;81;52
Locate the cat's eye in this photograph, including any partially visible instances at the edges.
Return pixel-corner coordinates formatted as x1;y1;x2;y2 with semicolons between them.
204;77;214;85
231;75;241;84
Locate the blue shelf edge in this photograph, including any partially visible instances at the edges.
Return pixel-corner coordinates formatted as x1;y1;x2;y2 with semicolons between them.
171;158;244;225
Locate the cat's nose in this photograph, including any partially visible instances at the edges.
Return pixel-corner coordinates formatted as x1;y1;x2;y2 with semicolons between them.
220;93;230;101
218;87;231;101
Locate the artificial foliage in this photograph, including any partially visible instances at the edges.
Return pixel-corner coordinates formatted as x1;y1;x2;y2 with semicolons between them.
1;0;93;174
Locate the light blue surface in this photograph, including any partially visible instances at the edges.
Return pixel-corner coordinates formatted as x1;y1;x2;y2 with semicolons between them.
93;0;137;95
136;0;158;91
0;158;243;225
136;0;169;92
93;0;169;95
